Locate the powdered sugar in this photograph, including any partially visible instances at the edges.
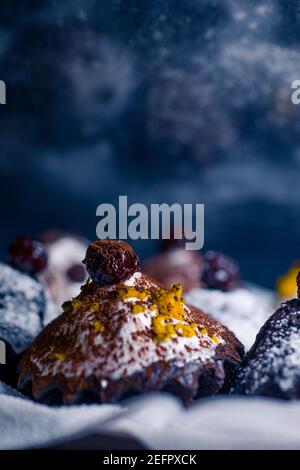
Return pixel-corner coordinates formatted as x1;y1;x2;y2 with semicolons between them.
278;333;300;392
186;285;275;351
0;262;44;353
234;299;300;397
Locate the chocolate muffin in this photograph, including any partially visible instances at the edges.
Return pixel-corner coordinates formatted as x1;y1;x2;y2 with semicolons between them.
18;240;243;405
143;227;205;292
0;262;45;385
144;249;204;293
233;273;300;398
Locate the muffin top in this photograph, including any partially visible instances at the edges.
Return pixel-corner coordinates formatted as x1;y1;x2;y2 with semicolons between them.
18;240;243;403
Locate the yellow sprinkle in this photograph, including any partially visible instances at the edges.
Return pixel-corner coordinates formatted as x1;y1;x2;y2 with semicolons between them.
175;322;183;331
89;302;100;313
180;324;196;338
165;323;176;336
132;304;145;314
93;320;103;332
174;322;197;337
153;285;185;321
201;328;208;335
118;287;148;301
54;353;65;361
170;284;183;298
276;266;300;298
211;335;219;344
149;305;156;311
152;315;175;342
71;299;82;312
149;283;195;342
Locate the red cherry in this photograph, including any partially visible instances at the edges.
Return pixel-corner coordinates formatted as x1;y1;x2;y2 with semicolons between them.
83;240;140;287
201;251;240;291
8;235;48;275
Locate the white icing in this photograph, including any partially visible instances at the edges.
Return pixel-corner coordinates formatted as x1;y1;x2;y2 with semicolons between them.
0;263;42;341
123;271;142;286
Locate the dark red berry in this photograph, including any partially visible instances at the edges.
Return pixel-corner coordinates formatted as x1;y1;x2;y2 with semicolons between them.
67;263;87;283
83;240;141;287
8;235;48;275
201;251;240;291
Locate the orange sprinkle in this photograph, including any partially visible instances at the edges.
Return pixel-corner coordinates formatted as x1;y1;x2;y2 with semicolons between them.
54;353;65;361
132;304;145;314
211;335;219;344
118;287;148;301
89;302;100;313
72;299;82;312
93;320;103;332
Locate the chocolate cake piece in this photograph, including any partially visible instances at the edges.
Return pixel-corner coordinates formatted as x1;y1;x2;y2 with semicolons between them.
18;240;243;405
144;248;204;293
0;262;45;385
233;296;300;398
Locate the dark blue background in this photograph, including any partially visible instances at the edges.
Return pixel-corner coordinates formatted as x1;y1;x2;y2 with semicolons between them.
0;0;300;288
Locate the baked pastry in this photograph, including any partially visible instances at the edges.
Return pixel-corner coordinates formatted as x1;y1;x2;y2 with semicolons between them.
233;272;300;398
143;228;205;292
38;231;88;325
18;240;243;405
144;248;204;293
0;262;45;385
186;252;275;351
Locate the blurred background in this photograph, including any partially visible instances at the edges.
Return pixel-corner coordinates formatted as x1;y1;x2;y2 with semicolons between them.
0;0;300;288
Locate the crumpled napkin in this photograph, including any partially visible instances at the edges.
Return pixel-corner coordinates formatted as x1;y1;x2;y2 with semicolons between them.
1;380;300;450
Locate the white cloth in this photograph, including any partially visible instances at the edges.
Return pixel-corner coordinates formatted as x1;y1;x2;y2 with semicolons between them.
1;381;300;450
